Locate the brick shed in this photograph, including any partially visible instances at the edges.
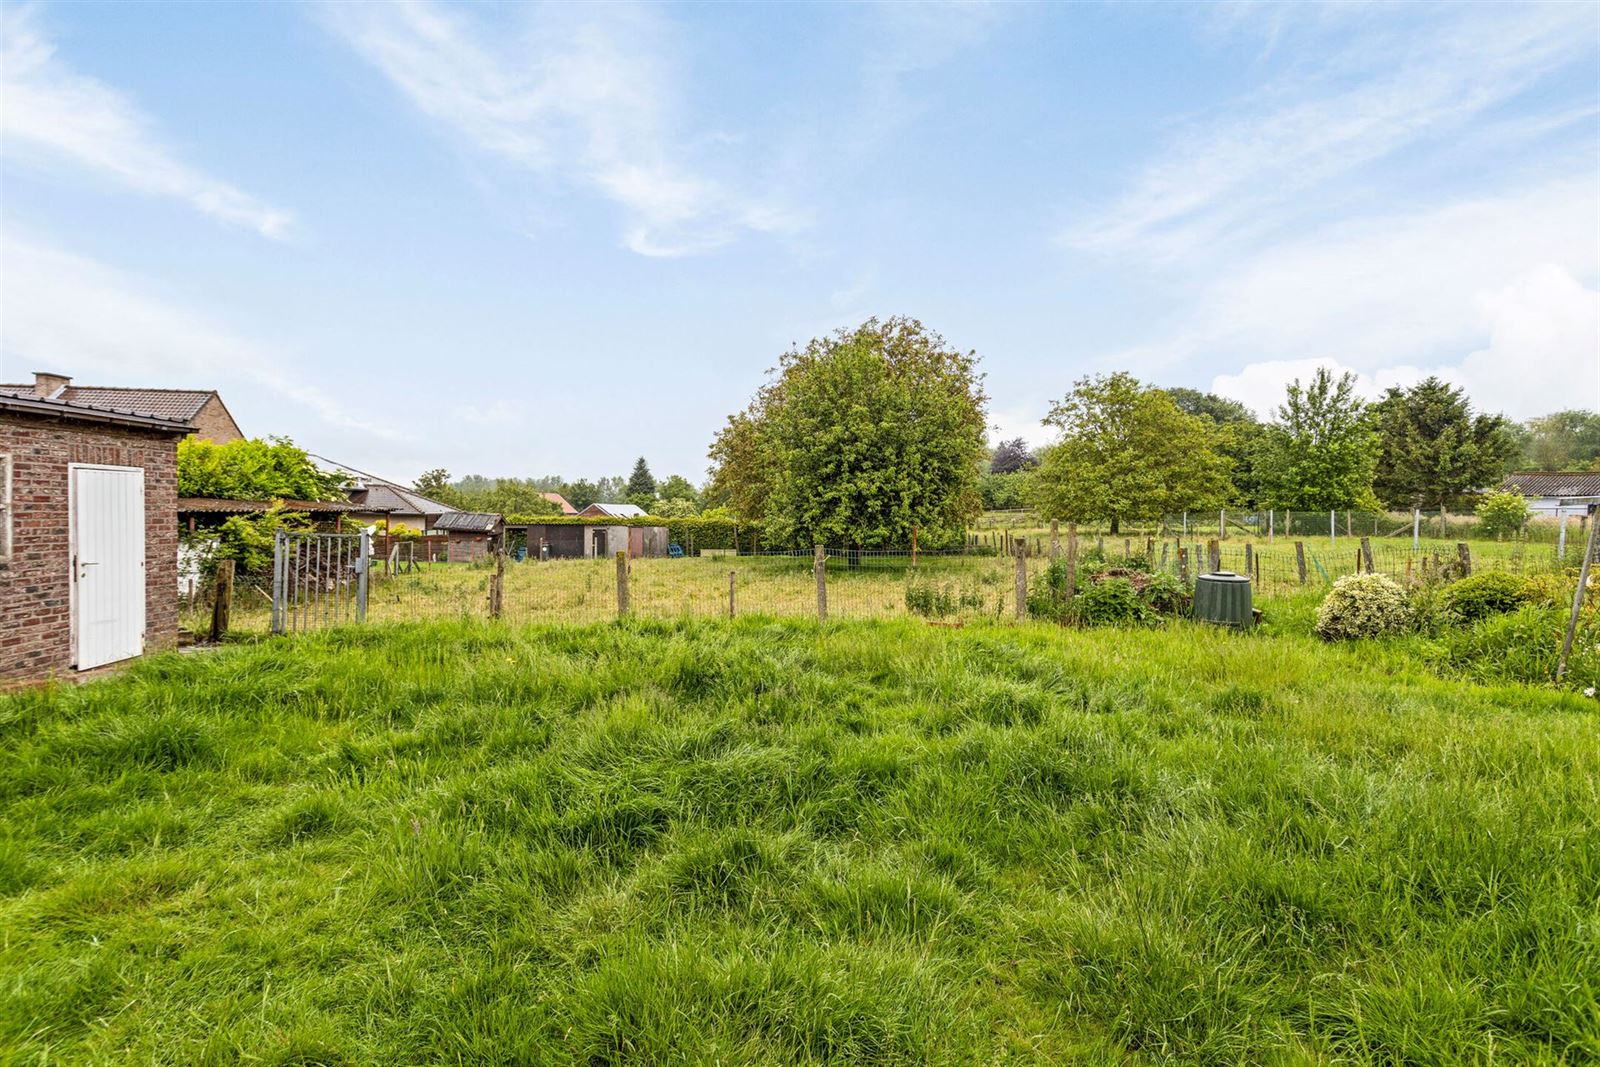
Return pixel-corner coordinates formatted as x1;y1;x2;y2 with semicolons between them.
1;387;193;684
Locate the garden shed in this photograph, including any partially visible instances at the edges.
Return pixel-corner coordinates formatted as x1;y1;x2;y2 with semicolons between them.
0;384;194;683
433;511;502;563
509;521;672;560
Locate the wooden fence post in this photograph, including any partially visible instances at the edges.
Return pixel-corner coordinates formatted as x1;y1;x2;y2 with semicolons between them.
1014;542;1028;621
489;549;505;619
1050;520;1060;562
1066;524;1078;606
729;570;736;619
616;550;630;618
1244;543;1253;578
209;559;235;642
1295;541;1307;584
1360;536;1374;574
911;526;918;568
814;545;827;623
1207;538;1220;573
1178;546;1189;583
1457;542;1472;577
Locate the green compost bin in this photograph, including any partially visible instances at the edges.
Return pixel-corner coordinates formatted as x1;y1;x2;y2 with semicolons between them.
1193;571;1253;627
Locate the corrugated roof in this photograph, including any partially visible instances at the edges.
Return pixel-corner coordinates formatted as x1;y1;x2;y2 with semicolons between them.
433;511;502;533
0;383;215;421
178;497;359;514
1499;472;1600;499
581;502;646;518
0;387;196;432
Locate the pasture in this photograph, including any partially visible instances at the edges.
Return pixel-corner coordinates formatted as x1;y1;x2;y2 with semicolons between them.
2;617;1596;1064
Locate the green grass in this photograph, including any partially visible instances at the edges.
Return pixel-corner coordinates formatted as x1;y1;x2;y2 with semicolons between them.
3;618;1597;1064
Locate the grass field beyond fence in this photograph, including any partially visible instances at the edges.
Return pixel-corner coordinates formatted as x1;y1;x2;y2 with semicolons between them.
3;618;1597;1063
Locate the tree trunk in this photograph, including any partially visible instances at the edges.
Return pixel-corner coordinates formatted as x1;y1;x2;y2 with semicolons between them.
1109;515;1121;535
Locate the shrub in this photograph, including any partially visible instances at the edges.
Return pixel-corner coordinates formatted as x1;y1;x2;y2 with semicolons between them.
1315;573;1412;640
1073;577;1149;627
1429;604;1600;692
1440;572;1529;623
1475;491;1530;539
1025;559;1074;622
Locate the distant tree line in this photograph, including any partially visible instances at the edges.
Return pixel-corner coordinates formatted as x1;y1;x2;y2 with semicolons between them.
412;458;710;519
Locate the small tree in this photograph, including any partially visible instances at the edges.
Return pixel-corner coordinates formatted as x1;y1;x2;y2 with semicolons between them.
1476;491;1530;539
1031;373;1232;533
627;457;656;500
1253;368;1380;511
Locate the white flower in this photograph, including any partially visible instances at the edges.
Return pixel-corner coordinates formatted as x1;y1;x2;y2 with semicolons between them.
1586;687;1597;698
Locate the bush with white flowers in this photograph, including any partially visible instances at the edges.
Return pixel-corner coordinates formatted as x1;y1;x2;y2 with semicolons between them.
1315;573;1413;641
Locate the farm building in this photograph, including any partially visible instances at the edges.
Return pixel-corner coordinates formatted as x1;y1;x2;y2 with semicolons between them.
510;522;672;560
0;383;194;684
579;502;646;519
176;497;359;598
1497;472;1600;518
1;371;243;443
434;511;503;562
311;454;457;534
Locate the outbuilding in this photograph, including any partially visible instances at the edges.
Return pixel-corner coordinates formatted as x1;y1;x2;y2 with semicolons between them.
1;384;194;683
510;521;672;560
433;511;503;563
1497;473;1600;519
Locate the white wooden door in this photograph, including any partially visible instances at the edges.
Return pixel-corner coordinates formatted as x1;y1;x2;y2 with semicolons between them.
71;464;145;669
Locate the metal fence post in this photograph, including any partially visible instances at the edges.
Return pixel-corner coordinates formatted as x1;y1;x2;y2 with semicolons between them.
1558;513;1569;561
356;529;370;623
1557;505;1598;682
814;545;827;623
271;529;285;634
1413;509;1421;553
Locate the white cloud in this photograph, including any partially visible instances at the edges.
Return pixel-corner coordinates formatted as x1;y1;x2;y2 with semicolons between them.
0;7;295;239
1210;264;1600;420
1066;3;1597;262
0;234;394;438
322;1;802;257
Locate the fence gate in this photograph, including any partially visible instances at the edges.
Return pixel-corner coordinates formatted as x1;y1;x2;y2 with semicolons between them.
272;530;369;634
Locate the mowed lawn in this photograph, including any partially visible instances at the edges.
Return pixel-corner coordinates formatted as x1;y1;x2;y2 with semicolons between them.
2;619;1596;1064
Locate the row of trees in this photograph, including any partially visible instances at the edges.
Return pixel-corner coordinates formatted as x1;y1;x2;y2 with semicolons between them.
412;459;708;518
705;315;1581;545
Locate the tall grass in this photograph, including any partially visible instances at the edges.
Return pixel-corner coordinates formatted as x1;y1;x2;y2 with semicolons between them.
2;618;1596;1063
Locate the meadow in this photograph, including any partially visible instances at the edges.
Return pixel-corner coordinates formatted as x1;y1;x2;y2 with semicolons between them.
2;614;1597;1064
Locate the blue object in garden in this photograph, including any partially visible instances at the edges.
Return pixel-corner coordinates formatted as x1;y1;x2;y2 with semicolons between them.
669;543;685;558
515;547;527;562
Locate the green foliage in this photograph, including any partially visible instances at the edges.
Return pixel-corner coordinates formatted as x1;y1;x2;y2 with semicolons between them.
903;578;984;618
177;436;347;501
1516;409;1600;470
1031;372;1233;530
1025;558;1075;622
1315;573;1412;640
1161;387;1256;425
1073;576;1149;626
1254;368;1380;511
413;468;452;501
1429;603;1600;690
710;317;988;547
1440;572;1529;623
216;508;310;576
978;470;1029;510
1372;377;1515;509
1475;491;1530;539
988;437;1037;475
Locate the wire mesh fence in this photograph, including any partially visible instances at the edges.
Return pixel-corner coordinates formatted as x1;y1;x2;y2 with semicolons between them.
184;527;1576;639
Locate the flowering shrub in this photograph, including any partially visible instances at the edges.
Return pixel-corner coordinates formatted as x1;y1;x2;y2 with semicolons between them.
1315;573;1412;640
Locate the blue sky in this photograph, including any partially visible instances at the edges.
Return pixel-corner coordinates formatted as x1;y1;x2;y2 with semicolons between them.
2;1;1597;485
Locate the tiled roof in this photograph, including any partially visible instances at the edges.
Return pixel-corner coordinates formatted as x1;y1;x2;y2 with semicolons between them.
542;492;578;515
433;511;502;533
0;387;195;432
1499;472;1600;499
348;482;457;517
1;383;214;421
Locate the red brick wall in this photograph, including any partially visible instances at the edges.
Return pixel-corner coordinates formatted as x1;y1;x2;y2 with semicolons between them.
189;395;243;444
1;414;182;683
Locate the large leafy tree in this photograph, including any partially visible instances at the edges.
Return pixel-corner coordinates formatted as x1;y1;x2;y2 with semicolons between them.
1162;386;1264;507
412;468;454;503
178;436;348;501
1517;410;1600;470
1371;377;1516;509
1252;368;1379;511
1031;373;1232;532
708;317;988;547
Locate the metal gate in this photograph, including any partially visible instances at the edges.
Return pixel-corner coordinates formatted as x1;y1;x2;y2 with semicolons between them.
272;530;369;634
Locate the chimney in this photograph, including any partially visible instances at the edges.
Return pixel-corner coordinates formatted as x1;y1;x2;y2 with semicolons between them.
33;371;71;399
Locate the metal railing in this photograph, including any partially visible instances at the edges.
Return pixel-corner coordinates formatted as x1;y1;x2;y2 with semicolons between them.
272;530;369;634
